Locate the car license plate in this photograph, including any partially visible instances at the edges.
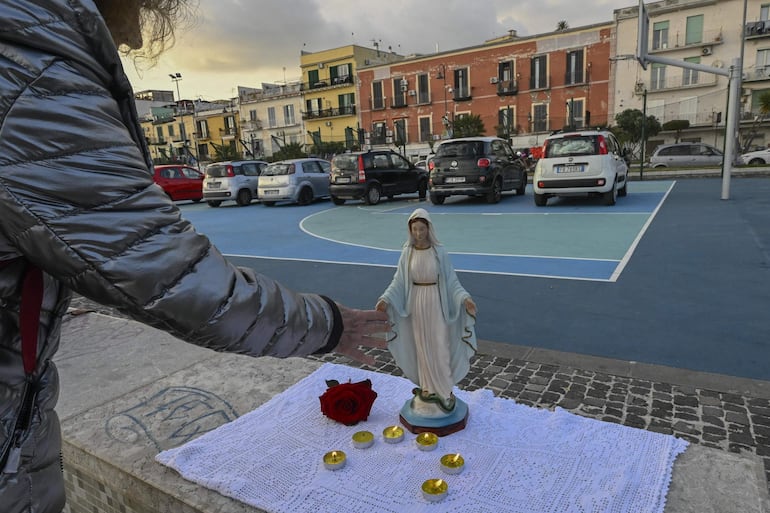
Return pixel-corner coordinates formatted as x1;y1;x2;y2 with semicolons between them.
446;176;465;183
208;181;220;188
263;190;278;195
556;164;585;173
336;177;351;184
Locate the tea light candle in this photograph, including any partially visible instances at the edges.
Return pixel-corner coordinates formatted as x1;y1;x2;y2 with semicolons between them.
322;450;346;470
421;478;448;502
415;432;439;451
382;425;404;444
352;430;374;449
440;453;465;475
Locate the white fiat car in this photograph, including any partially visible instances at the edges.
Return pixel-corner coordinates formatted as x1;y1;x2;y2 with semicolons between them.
533;130;629;206
258;158;331;206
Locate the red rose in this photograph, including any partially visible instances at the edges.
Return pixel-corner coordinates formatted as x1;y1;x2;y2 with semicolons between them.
319;379;378;426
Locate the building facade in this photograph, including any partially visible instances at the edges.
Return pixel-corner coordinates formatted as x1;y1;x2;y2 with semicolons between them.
613;0;770;152
356;25;614;160
237;83;305;159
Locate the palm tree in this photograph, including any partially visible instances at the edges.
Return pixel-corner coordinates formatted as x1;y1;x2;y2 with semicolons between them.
556;20;569;31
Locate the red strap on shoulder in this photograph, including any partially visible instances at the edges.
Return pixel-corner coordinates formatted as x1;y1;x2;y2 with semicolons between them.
19;265;43;376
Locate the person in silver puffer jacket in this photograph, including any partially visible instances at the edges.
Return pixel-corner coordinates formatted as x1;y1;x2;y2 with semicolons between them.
0;1;388;511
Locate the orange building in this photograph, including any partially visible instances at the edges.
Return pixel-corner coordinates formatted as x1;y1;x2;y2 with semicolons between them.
356;23;613;160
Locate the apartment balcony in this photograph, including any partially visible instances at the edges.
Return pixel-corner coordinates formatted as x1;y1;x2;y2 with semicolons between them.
452;87;472;101
650;29;723;52
241;119;263;130
219;128;238;139
745;20;770;39
564;71;586;87
647;71;718;93
743;66;770;82
300;75;354;91
496;80;518;96
147;136;166;145
528;76;550;91
301;105;356;120
391;96;408;109
371;97;386;110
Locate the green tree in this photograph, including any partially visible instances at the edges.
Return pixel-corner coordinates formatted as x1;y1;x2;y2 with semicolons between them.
209;141;239;161
271;142;307;161
452;114;485;138
739;90;770;153
613;108;661;161
661;119;690;143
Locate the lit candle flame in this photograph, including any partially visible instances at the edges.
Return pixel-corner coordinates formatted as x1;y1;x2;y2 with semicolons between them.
436;479;444;487
452;454;460;464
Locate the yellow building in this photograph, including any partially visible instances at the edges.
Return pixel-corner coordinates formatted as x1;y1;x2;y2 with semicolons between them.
300;44;403;152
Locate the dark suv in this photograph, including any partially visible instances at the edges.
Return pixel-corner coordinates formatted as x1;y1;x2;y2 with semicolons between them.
429;137;528;204
329;150;428;205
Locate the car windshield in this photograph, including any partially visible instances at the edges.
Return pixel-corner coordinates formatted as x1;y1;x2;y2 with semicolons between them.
262;163;292;176
545;136;597;157
436;141;485;158
332;155;358;171
205;165;228;178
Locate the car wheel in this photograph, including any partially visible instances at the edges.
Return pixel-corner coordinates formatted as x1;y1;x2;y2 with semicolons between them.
618;179;628;197
430;193;445;205
534;193;548;207
603;181;618;206
298;187;313;206
262;201;276;207
418;180;427;200
192;198;202;203
236;189;252;206
332;196;346;205
516;177;526;196
749;158;766;166
365;184;381;205
207;200;222;208
486;178;502;204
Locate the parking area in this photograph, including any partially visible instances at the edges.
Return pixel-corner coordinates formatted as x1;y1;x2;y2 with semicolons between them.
177;177;770;382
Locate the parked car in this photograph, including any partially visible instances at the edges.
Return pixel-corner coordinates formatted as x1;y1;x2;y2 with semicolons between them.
429;137;528;204
648;142;723;168
153;164;203;202
202;160;268;207
329;150;428;205
258;158;331;206
533;129;628;206
738;148;770;165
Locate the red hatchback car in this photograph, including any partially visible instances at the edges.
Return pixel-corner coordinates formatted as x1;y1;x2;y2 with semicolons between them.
153;165;204;202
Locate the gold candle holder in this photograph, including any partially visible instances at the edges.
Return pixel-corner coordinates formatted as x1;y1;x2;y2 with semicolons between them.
351;430;374;449
382;425;405;444
415;432;439;451
421;478;448;502
322;450;346;470
440;453;465;475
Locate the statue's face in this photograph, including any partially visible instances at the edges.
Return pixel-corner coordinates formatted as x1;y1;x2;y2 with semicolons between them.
410;220;430;246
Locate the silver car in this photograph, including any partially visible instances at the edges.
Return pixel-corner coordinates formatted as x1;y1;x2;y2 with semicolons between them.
203;160;267;207
648;143;723;168
258;158;331;206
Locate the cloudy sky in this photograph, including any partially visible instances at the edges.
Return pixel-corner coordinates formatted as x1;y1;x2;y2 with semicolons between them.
123;0;634;100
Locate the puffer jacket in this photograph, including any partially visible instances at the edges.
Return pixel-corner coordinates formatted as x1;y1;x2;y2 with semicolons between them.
0;1;341;512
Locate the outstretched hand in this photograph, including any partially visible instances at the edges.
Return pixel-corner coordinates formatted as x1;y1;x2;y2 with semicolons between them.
334;303;390;367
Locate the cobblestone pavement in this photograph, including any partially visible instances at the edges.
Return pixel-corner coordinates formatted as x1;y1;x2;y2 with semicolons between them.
67;295;770;490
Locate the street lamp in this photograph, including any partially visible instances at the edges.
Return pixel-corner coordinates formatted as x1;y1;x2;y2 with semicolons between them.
169;72;182;101
436;65;452;137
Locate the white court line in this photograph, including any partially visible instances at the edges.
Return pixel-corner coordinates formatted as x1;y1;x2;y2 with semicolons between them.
609;181;676;282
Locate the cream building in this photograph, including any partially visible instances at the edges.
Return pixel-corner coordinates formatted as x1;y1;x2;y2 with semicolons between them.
237;83;305;159
613;0;770;153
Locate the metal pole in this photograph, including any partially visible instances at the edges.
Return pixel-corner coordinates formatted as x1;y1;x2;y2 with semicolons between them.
722;58;741;200
640;88;647;181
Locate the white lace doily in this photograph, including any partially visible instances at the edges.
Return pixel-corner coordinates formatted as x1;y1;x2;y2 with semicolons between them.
156;363;687;513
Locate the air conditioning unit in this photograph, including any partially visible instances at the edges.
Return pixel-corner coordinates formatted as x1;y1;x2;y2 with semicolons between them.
489;77;499;84
408;90;417;96
701;46;713;56
432;134;441;140
318;63;325;68
386;129;394;136
386;136;393;143
634;81;645;94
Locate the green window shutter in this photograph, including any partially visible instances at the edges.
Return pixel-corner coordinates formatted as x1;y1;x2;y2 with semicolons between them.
685;15;703;45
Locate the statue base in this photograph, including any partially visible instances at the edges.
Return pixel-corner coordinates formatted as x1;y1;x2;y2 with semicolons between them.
399;396;469;436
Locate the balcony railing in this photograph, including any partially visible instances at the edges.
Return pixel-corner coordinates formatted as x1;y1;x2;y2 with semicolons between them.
301;105;356;120
564;71;585;86
744;66;770;82
746;21;770;39
241;119;263;130
371;97;386;110
496;80;518;96
648;71;718;92
219;128;238;138
391;96;408;108
651;29;723;50
452;87;471;101
148;136;165;145
300;75;354;91
529;76;550;91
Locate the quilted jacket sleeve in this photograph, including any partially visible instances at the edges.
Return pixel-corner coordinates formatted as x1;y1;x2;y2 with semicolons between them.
0;1;339;357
